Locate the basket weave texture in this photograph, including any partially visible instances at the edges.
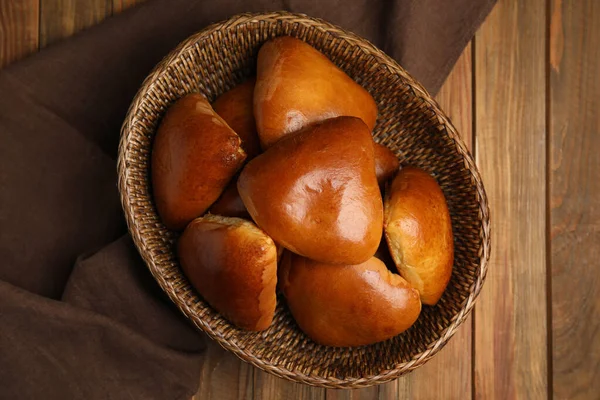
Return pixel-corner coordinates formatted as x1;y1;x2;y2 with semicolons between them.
117;11;491;389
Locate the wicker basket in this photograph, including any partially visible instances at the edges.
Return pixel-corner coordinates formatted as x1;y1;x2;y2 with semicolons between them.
117;11;490;389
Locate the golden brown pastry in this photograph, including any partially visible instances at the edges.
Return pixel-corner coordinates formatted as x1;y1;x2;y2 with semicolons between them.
208;185;285;262
374;142;399;187
151;94;246;230
177;215;278;331
279;252;421;347
254;36;378;149
238;116;383;265
208;178;249;219
212;78;261;159
384;167;453;305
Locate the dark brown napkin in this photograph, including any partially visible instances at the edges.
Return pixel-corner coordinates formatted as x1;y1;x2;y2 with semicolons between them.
0;0;495;398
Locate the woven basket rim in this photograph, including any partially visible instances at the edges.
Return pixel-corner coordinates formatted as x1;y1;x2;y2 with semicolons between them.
117;11;491;388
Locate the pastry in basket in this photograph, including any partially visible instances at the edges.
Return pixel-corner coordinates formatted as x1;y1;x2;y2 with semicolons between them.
212;78;261;159
208;177;250;219
209;141;398;220
177;215;278;331
237;116;383;265
374;142;400;187
279;251;421;347
151;94;246;230
384;167;454;305
254;36;378;149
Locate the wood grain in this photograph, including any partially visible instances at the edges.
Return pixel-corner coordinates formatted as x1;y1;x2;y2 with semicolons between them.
0;0;39;67
549;1;600;399
325;386;378;400
396;42;474;400
39;0;112;48
193;342;254;400
112;0;145;13
254;370;325;400
378;379;405;400
473;0;548;398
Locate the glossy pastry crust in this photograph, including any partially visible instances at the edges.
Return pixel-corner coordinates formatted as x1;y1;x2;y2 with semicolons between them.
384;167;454;305
177;215;278;331
279;252;421;347
254;36;378;149
152;94;246;230
238;116;383;265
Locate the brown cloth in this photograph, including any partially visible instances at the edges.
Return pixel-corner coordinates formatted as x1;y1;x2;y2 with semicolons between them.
0;0;495;398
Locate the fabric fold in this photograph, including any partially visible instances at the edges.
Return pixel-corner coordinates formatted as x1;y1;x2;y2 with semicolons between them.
0;278;203;400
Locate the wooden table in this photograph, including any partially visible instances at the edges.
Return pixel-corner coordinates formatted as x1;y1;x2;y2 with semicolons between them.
1;0;598;398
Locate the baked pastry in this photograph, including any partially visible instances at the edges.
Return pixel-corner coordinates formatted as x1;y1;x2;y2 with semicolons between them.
279;252;421;347
374;142;399;186
384;167;453;305
208;178;249;219
254;36;378;149
177;215;278;331
212;78;261;159
151;94;246;230
237;116;383;265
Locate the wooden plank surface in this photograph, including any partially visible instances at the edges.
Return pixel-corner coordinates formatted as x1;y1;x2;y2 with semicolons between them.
112;0;144;13
549;0;600;399
399;41;474;400
326;387;379;400
378;378;406;400
473;0;548;399
193;342;254;400
0;0;39;67
40;0;112;47
254;370;325;400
